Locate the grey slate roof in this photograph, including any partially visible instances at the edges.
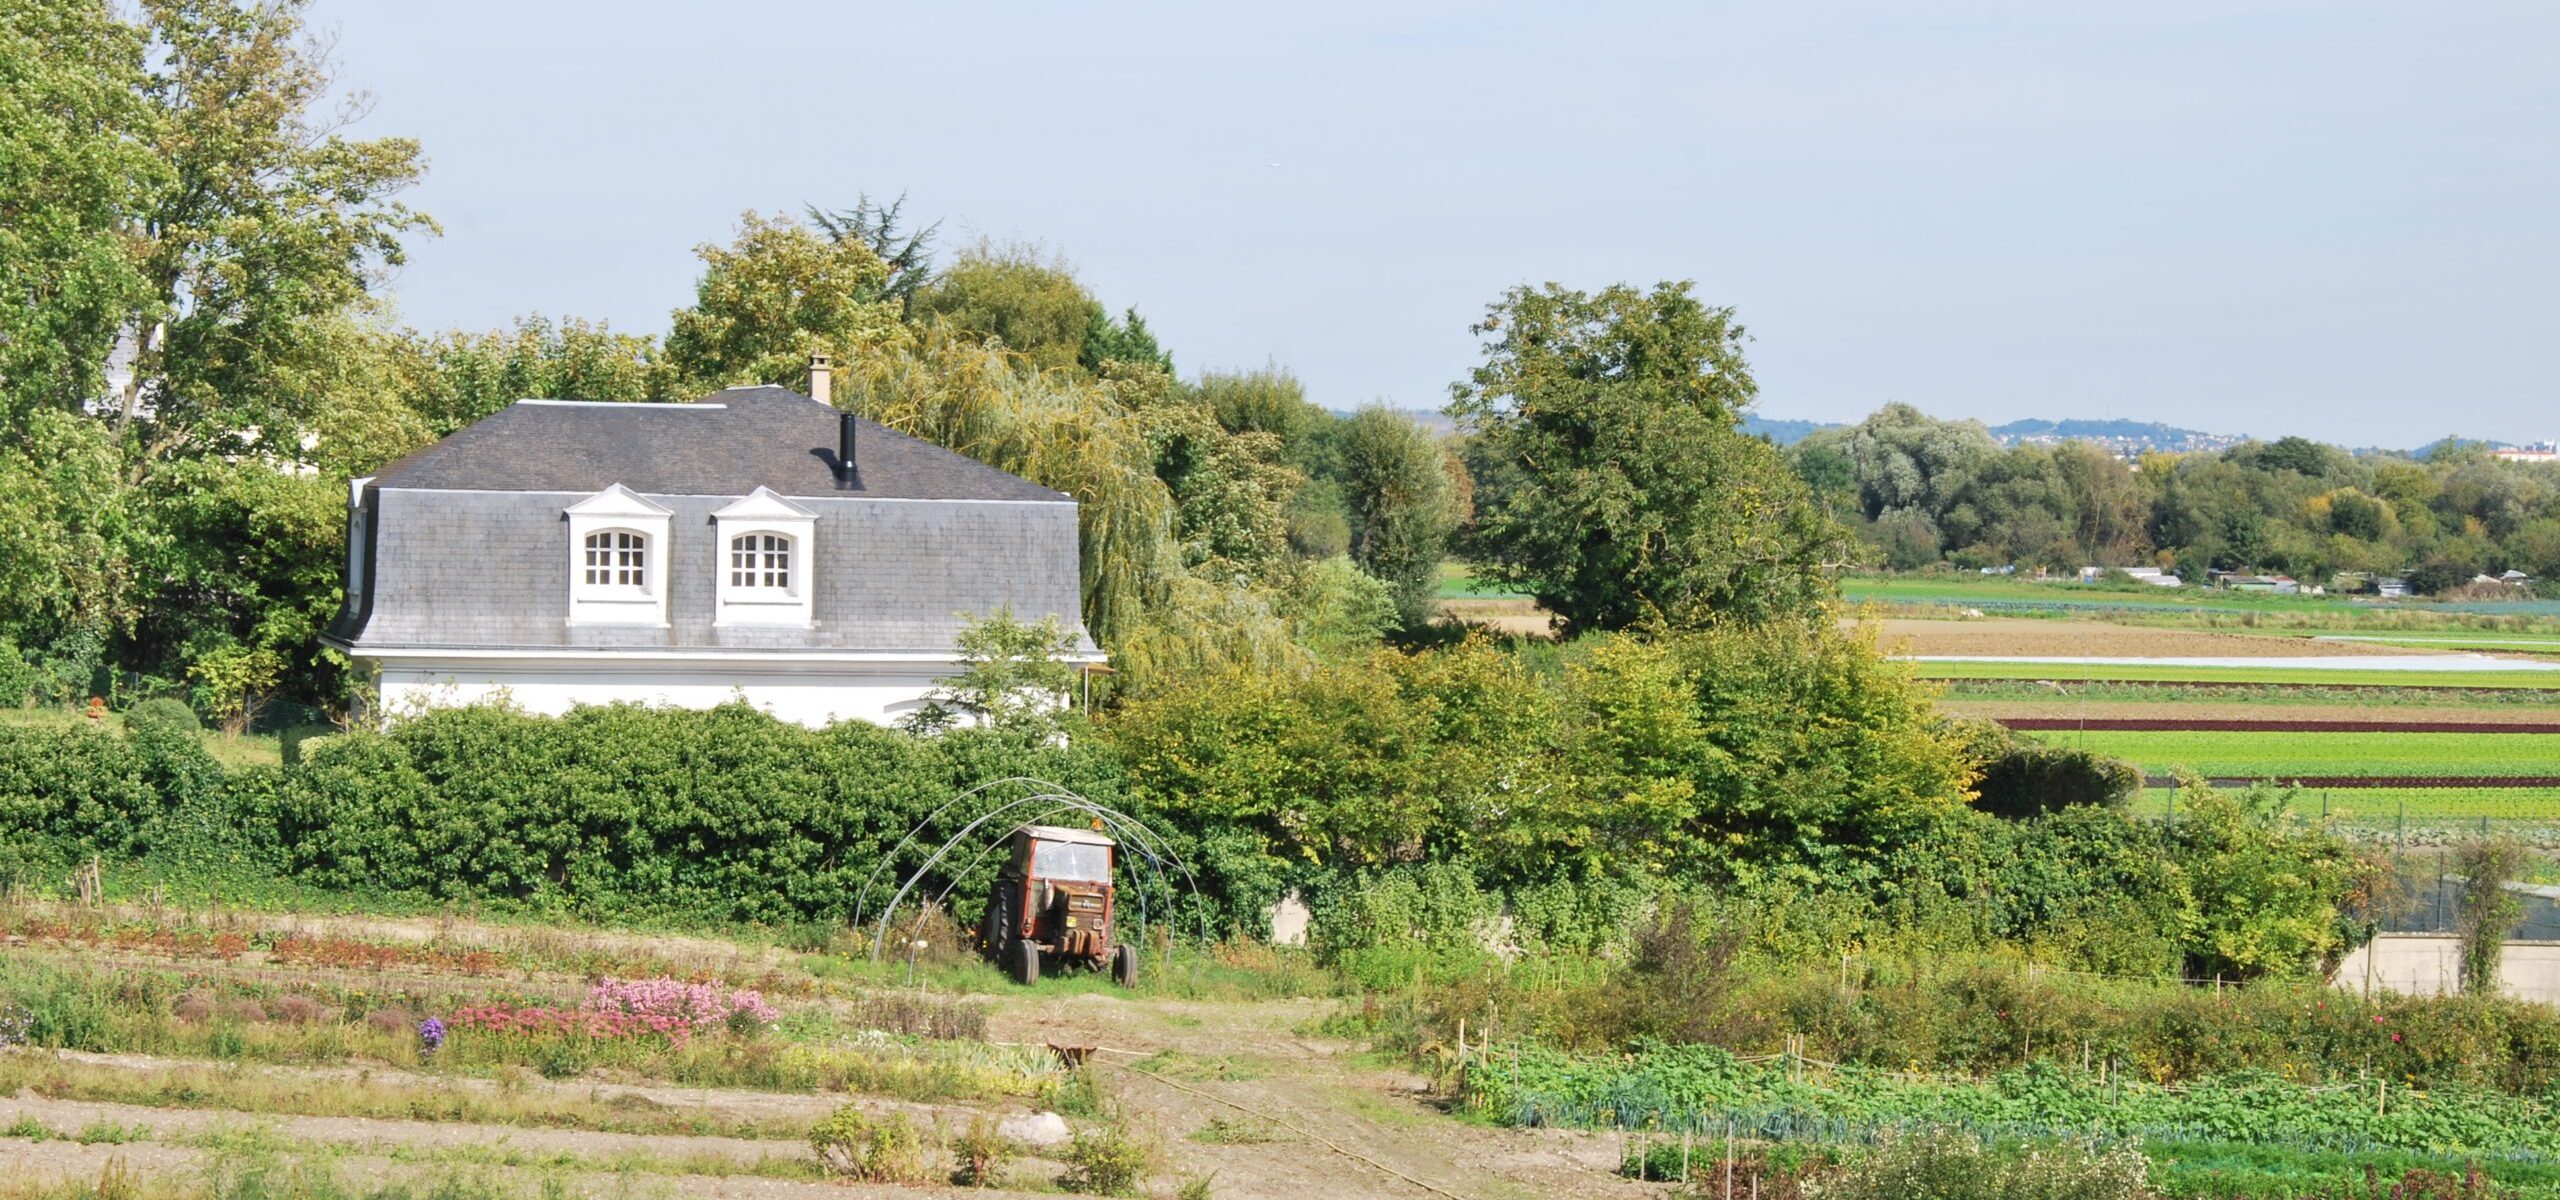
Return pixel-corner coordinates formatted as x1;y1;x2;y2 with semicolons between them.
331;385;1092;656
368;386;1067;502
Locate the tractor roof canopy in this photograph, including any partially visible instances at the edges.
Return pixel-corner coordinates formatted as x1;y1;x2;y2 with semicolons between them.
1015;824;1116;847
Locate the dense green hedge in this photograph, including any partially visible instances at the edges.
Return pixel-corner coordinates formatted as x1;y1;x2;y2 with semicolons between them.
275;703;1140;924
0;703;1151;928
0;625;2374;983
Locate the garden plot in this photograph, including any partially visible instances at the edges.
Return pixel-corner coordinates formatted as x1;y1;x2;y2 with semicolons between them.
2058;729;2560;785
1873;618;2432;660
0;904;1652;1200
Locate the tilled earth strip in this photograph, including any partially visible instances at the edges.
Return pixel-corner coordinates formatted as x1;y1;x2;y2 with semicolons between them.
2139;775;2560;789
2002;717;2560;734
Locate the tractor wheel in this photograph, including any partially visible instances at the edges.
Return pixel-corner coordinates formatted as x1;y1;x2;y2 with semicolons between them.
1111;942;1137;988
1011;936;1041;986
980;882;1015;958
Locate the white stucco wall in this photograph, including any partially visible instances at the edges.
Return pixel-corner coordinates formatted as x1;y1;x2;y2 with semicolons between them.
373;655;954;728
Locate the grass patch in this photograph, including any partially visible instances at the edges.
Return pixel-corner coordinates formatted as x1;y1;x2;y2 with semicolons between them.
1434;561;1528;600
0;707;281;771
1130;1050;1267;1082
1186;1115;1282;1145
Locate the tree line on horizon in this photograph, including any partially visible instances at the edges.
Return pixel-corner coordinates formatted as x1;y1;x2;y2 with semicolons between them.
1784;402;2560;592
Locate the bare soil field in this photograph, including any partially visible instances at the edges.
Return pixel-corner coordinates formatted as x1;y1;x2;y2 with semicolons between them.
1873;617;2448;659
1439;597;1554;637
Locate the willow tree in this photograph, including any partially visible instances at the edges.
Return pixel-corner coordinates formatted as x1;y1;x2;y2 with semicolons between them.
845;329;1176;653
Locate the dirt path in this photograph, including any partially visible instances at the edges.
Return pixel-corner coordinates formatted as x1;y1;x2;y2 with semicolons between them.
989;991;1643;1200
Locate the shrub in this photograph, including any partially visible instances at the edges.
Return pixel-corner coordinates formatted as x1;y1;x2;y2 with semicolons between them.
0;641;39;709
950;1114;1016;1187
1972;739;2142;820
1803;1133;2151;1200
809;1103;933;1183
844;989;987;1041
123;698;201;739
0;724;155;853
2455;838;2529;996
1060;1122;1151;1195
278;724;336;767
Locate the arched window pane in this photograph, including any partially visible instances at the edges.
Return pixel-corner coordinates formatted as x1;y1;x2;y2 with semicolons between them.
583;531;645;588
729;533;791;590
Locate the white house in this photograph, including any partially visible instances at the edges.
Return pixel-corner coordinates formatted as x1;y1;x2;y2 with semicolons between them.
323;369;1100;727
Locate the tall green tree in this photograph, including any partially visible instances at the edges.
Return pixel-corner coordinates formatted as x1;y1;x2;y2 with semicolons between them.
806;192;938;313
913;243;1098;374
415;315;672;431
664;211;908;392
1449;282;1849;631
116;0;434;470
0;0;162;421
1336;406;1455;629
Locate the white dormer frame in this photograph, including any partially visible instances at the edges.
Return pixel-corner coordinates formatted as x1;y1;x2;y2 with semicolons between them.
713;487;818;628
566;484;673;627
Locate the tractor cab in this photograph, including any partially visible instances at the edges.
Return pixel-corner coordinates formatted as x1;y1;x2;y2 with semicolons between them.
980;824;1136;986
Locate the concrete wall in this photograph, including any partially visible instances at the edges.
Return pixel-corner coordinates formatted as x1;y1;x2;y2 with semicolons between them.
2334;934;2560;1005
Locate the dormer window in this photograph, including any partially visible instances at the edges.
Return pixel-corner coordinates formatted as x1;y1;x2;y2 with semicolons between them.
729;533;791;590
566;484;672;627
586;530;650;589
714;487;816;628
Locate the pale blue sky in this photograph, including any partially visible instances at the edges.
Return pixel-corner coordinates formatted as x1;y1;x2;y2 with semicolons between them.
329;2;2555;447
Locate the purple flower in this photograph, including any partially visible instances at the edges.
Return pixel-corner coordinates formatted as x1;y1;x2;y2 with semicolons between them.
419;1016;446;1053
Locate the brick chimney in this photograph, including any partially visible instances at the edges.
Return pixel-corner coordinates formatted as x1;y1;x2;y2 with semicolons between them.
808;352;832;405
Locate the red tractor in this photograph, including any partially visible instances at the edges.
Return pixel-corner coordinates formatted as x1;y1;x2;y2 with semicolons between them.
980;825;1137;986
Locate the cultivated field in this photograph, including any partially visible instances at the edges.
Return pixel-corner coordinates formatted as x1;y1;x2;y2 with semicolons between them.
0;900;1638;1200
2059;729;2560;784
1871;617;2439;659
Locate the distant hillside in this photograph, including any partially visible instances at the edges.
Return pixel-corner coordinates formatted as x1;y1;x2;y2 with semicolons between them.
1741;413;2234;454
1985;418;2235;452
1741;416;1836;445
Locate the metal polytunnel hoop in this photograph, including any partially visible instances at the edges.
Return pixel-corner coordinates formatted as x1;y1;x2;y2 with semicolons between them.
862;779;1211;979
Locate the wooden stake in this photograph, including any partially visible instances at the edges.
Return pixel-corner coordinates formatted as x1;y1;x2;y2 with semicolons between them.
1724;1120;1734;1200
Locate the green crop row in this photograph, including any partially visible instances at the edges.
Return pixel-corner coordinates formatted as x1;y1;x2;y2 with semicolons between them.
2133;787;2560;823
1467;1043;2559;1159
2060;730;2560;780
